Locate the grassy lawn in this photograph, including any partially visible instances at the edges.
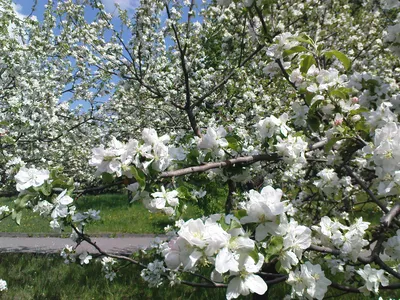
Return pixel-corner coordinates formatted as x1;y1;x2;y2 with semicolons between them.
0;253;398;300
0;194;204;235
0;253;229;300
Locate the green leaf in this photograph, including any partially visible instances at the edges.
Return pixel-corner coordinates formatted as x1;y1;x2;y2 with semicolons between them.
235;209;247;219
300;54;316;74
355;119;370;133
248;248;259;264
229;219;242;231
226;136;241;152
219;216;229;231
130;166;146;187
204;152;212;162
304;92;314;106
177;186;190;199
324;50;351;71
330;89;348;100
14;194;33;210
309;99;323;113
12;210;22;225
307;115;320;132
349;107;369;116
275;260;286;274
265;236;283;258
292;33;314;45
101;172;114;184
34;181;52;196
283;45;308;57
324;137;342;152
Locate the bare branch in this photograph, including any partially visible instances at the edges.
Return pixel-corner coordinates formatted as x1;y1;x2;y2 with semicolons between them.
225;179;236;214
381;202;400;227
160;154;281;178
330;282;360;293
160;153;326;178
71;224;146;267
374;255;400;280
180;280;226;288
253;3;273;43
0;212;11;221
343;165;389;214
331;281;400;293
165;3;201;137
192;44;265;108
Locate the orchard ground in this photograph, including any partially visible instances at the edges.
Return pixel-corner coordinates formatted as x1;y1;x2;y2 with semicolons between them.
0;194;205;235
1;253;398;300
0;194;398;299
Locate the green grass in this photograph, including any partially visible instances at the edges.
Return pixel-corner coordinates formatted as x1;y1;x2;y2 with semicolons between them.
0;253;398;300
0;194;204;235
0;253;229;300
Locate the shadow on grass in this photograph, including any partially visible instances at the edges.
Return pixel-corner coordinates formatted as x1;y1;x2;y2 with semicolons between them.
0;253;229;300
75;194;130;210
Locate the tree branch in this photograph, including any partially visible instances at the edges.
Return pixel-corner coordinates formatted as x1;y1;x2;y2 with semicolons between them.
71;224;146;267
381;202;400;227
374;255;400;280
225;179;236;214
160;154;281;178
165;3;201;137
192;44;265;108
343;165;389;214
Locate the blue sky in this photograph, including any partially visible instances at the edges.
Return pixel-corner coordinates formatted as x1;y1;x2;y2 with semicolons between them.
11;0;202;111
11;0;140;111
12;0;140;18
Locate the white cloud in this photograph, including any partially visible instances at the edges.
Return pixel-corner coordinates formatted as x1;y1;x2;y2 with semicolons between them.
12;2;27;19
102;0;140;13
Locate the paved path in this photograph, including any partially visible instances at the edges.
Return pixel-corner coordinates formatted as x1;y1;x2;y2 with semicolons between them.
0;235;162;255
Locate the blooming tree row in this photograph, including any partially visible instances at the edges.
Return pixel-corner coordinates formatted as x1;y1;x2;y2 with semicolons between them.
1;0;400;299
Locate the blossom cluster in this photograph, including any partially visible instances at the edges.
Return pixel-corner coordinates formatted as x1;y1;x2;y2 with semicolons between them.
138;186;332;300
312;216;370;262
89;128;186;177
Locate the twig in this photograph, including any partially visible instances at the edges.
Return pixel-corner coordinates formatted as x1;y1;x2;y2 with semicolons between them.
180;280;226;288
374;255;400;280
0;212;11;221
330;282;360;293
343;165;389;214
307;244;371;264
192;44;265;108
71;224;146;267
225;179;236;214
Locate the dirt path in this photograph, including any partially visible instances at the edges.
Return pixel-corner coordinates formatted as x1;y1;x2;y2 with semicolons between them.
0;235;161;255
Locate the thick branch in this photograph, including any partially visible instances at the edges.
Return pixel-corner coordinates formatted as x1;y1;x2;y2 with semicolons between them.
160;154;280;178
374;255;400;279
381;202;400;227
160;153;326;178
331;281;400;293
